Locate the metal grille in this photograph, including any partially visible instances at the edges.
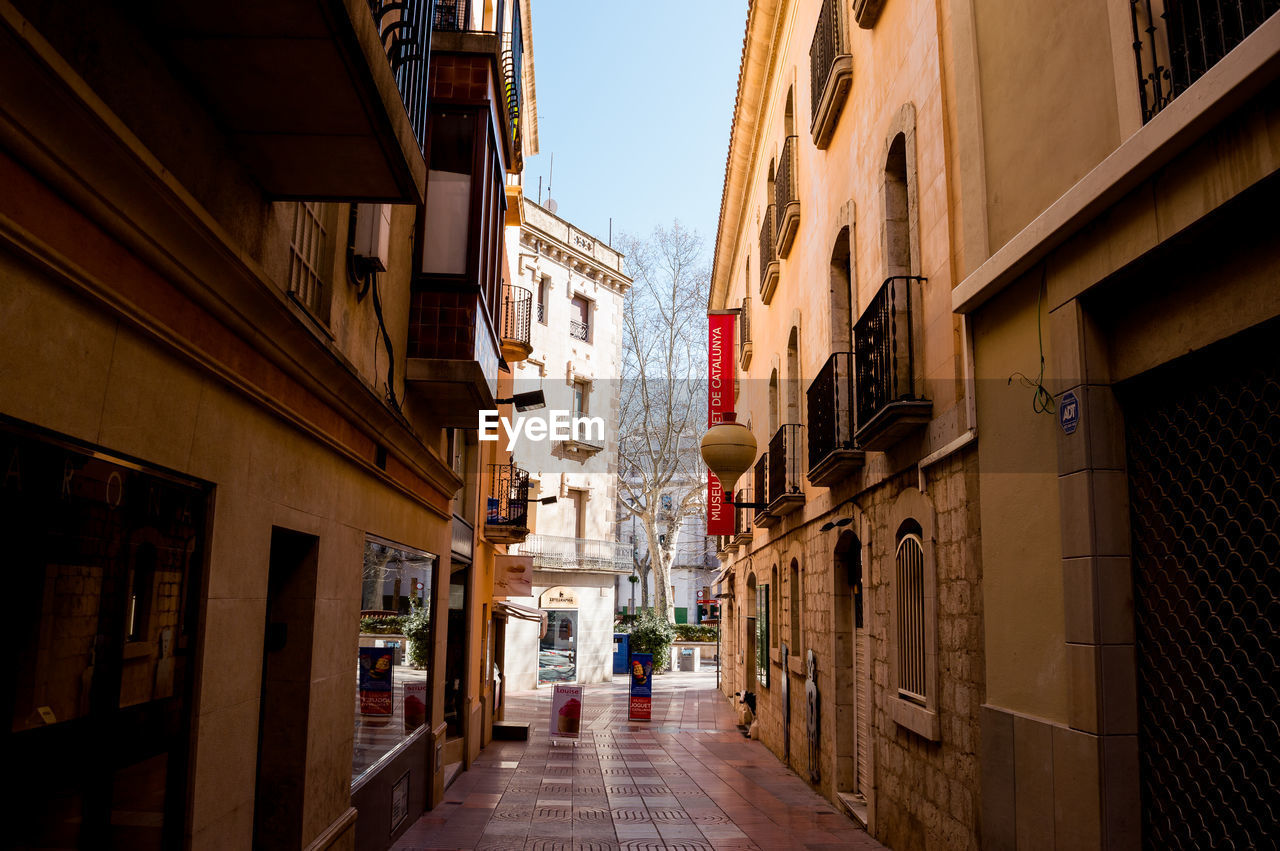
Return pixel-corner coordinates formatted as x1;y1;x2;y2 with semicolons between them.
1129;0;1279;123
368;0;431;149
288;202;330;315
767;424;803;505
740;297;751;346
569;319;588;341
759;205;775;295
753;453;769;518
501;3;523;148
896;534;926;702
807;352;856;469
486;463;529;528
1123;331;1280;849
854;276;925;429
775;136;798;220
809;0;845;118
500;283;532;347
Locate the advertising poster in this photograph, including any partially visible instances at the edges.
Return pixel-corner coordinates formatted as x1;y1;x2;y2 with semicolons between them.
359;647;394;716
549;684;584;740
629;652;653;721
707;312;736;535
403;681;428;733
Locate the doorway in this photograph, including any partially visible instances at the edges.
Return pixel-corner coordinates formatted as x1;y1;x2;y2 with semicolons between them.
254;528;319;848
833;530;868;808
538;610;578;684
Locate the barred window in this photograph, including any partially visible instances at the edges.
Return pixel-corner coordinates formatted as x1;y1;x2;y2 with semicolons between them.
287;201;334;318
895;526;926;703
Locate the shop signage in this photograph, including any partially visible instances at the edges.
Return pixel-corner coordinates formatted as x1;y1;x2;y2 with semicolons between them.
549;684;583;740
707;312;736;535
494;554;533;598
539;586;579;608
358;647;394;716
629;652;653;721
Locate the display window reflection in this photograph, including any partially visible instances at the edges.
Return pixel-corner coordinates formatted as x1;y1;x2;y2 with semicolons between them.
353;537;436;784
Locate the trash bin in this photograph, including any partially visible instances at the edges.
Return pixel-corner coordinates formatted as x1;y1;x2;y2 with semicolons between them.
678;646;696;672
613;633;630;674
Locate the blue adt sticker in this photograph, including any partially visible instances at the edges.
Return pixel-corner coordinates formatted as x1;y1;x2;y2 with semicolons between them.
1060;390;1080;435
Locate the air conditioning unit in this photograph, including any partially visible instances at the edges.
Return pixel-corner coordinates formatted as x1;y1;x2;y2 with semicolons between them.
354;203;391;272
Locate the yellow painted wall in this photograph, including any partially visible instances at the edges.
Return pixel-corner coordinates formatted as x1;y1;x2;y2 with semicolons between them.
973;0;1122;252
972;274;1068;723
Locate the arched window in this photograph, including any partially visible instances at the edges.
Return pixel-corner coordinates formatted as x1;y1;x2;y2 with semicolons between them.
885;134;912;278
786;327;801;424
790;558;802;648
830;227;854;352
895;520;926;702
769;369;780;434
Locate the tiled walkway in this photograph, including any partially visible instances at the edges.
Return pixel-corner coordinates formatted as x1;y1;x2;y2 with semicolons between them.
393;670;884;850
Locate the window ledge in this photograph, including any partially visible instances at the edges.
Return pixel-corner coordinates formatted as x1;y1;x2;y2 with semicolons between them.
787;656;806;677
891;695;940;741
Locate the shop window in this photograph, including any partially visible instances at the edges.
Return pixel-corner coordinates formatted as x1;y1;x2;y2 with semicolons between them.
352;536;437;784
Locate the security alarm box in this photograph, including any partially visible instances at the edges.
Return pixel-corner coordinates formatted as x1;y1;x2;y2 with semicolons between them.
354;203;391;272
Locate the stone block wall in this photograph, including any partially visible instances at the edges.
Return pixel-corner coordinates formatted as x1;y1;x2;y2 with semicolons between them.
865;449;984;850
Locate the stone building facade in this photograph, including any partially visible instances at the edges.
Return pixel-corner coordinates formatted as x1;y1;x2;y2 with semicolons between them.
708;0;984;847
502;197;633;691
0;1;539;848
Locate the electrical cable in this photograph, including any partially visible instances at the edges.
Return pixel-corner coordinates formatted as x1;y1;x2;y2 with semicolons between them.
1008;265;1056;415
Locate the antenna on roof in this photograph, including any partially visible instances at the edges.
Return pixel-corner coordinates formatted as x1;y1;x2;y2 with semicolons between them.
537;175;542;205
546;153;554;211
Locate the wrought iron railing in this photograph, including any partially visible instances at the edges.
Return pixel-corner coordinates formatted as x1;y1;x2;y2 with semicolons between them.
485;463;529;528
775;136;798;215
510;534;630;568
432;0;478;32
753;453;769;516
854;277;927;429
1130;0;1279;122
536;301;545;323
807;352;856;468
768;424;804;504
500;283;532;347
501;10;523;147
369;0;432;149
735;484;755;536
569;319;588;341
759;205;775;294
810;0;847;118
741;297;752;346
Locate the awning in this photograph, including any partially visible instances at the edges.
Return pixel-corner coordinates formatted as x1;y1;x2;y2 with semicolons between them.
495;601;547;638
712;564;733;599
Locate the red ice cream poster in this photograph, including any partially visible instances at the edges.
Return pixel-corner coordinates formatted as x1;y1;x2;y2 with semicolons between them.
549;684;583;740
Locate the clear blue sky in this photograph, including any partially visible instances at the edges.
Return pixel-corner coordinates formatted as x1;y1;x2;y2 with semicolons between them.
522;1;747;252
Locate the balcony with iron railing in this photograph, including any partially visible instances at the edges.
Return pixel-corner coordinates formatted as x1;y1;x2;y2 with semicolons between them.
1130;0;1279;123
483;463;530;544
499;283;533;363
759;206;780;304
767;424;805;516
510;534;631;572
569;319;589;341
142;0;431;201
854;276;931;450
752;453;778;528
775;136;800;258
734;484;755;545
807;352;865;486
809;0;853;149
739;297;754;370
429;0;526;167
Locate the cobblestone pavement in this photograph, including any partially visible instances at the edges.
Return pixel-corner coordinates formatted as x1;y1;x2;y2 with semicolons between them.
393;670;885;850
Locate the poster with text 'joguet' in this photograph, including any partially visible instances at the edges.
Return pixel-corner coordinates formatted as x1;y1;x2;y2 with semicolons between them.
549;684;583;740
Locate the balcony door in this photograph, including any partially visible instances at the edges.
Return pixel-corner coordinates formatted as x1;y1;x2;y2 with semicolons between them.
538;610;578;685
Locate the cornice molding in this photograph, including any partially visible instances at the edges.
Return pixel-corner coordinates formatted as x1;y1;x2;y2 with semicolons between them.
710;0;788;311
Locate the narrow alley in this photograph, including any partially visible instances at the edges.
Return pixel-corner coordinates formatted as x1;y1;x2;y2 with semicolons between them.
393;671;883;851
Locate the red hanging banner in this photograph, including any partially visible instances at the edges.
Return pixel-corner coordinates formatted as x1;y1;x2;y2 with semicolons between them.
707;312;736;535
